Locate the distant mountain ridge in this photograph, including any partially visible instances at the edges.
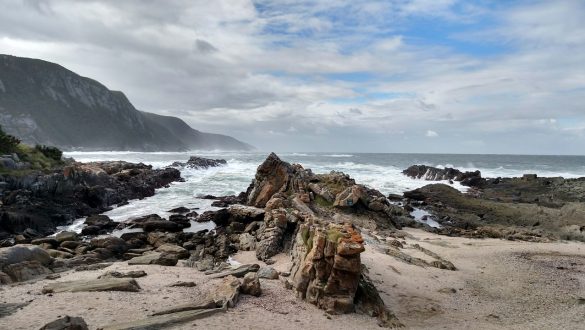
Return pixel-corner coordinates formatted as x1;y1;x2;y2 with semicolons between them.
0;54;253;151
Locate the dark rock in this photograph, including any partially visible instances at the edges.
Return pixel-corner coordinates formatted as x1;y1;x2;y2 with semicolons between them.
171;157;227;169
168;206;190;213
402;165;483;187
143;220;181;233
90;236;128;255
39;315;89;330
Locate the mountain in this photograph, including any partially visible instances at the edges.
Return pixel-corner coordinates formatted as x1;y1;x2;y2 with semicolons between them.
0;54;253;151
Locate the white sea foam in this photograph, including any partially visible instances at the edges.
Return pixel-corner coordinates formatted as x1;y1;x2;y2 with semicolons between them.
61;151;585;231
324;154;354;157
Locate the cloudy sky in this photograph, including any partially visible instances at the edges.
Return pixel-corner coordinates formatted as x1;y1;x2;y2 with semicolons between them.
1;0;584;154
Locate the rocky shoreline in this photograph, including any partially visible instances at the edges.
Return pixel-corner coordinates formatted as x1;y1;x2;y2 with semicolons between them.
0;153;584;329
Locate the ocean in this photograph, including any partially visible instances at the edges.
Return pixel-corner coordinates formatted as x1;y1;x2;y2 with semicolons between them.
60;151;585;233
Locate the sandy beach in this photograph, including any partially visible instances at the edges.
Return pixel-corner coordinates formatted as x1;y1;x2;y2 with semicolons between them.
1;228;583;330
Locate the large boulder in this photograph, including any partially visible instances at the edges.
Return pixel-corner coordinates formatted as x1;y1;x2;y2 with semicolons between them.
0;245;52;269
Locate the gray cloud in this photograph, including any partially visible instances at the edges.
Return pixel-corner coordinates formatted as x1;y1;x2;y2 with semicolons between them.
0;0;583;153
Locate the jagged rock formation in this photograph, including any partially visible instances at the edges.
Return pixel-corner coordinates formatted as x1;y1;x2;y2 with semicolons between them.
242;153;400;323
0;54;252;151
402;165;483;187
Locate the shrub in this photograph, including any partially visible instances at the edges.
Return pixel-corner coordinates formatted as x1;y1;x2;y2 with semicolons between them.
34;145;63;161
0;125;21;154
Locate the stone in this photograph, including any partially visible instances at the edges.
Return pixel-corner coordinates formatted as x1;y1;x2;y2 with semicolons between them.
168;206;190;213
127;252;178;266
257;266;279;280
3;260;52;282
0;302;30;318
227;205;265;223
143;220;181;232
55;231;78;242
31;238;59;248
0;245;52;268
90;237;128;255
333;185;369;208
241;272;262;296
40;315;89;330
60;241;81;249
42;278;141;293
155;244;190;259
99;270;148;279
210;275;241;308
100;308;223;330
46;249;74;259
207;264;260;279
238;233;256;251
337;241;365;256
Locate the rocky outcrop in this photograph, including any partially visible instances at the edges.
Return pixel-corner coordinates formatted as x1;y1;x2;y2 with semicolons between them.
0;161;181;240
402;165;483;187
170;156;227;169
290;223;364;314
239;153;400;322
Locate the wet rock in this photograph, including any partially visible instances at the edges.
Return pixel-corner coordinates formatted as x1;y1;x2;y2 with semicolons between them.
168;206;190;213
42;278;141;293
39;315;89;330
241;272;261;296
31;237;59;248
171;157;227;169
402;165;482;187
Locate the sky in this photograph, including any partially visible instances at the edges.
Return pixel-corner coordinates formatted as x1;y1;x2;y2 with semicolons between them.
0;0;584;154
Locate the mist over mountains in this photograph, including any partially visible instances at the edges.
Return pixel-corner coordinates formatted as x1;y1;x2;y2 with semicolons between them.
0;54;252;151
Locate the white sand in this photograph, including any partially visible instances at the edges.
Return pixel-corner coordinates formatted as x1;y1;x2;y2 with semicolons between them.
1;230;583;329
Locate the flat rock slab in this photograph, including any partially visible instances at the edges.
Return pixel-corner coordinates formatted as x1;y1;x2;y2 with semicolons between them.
207;264;259;279
101;308;223;330
42;278;141;294
0;302;30;318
